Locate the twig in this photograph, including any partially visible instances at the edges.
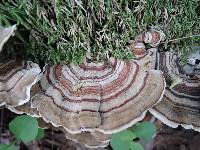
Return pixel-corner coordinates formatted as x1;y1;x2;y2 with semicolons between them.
167;34;200;43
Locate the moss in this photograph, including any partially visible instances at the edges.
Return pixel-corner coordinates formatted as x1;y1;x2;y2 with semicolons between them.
0;0;199;64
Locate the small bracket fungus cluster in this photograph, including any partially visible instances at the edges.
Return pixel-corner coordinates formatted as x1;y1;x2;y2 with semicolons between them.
131;29;200;132
149;51;200;132
130;29;165;70
1;25;200;148
144;29;165;47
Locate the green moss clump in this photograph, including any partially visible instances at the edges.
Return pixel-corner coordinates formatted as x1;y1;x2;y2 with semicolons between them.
0;0;199;64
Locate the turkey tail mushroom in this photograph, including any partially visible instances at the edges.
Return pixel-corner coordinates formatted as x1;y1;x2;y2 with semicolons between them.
0;59;41;107
6;75;163;148
130;30;161;70
130;33;146;58
131;42;146;58
7;83;42;116
144;29;165;47
149;51;200;132
0;25;16;52
130;40;157;70
11;98;111;148
31;58;165;134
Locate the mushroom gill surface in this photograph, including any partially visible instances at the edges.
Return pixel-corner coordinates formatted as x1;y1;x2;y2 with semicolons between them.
31;58;165;134
150;51;200;132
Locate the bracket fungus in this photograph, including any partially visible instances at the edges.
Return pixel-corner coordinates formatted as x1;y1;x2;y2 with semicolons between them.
131;44;157;70
149;51;200;132
7;83;41;116
0;26;167;148
0;59;41;107
11;99;112;148
144;29;165;47
31;57;165;135
0;25;16;52
130;33;158;70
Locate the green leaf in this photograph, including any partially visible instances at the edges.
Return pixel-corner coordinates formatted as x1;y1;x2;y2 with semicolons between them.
131;121;156;141
9;115;38;142
130;142;144;150
111;130;136;150
35;128;45;140
0;144;18;150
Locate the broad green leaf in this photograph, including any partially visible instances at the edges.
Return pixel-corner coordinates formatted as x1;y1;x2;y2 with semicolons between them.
35;128;45;140
9;115;38;142
130;142;144;150
0;144;18;150
111;130;136;150
131;121;156;141
111;139;130;150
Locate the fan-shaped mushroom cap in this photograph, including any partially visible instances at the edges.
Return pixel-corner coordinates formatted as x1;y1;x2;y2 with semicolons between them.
31;58;165;134
64;112;164;148
134;48;157;70
7;83;41;116
0;59;41;106
10;101;111;148
8;99;111;148
8;102;40;117
7;95;161;148
131;41;157;70
131;42;146;57
149;51;200;132
0;25;16;52
130;32;158;70
144;29;165;47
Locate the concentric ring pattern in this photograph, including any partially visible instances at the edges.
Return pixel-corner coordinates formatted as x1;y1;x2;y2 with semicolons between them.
0;59;41;106
32;58;165;134
150;51;200;131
